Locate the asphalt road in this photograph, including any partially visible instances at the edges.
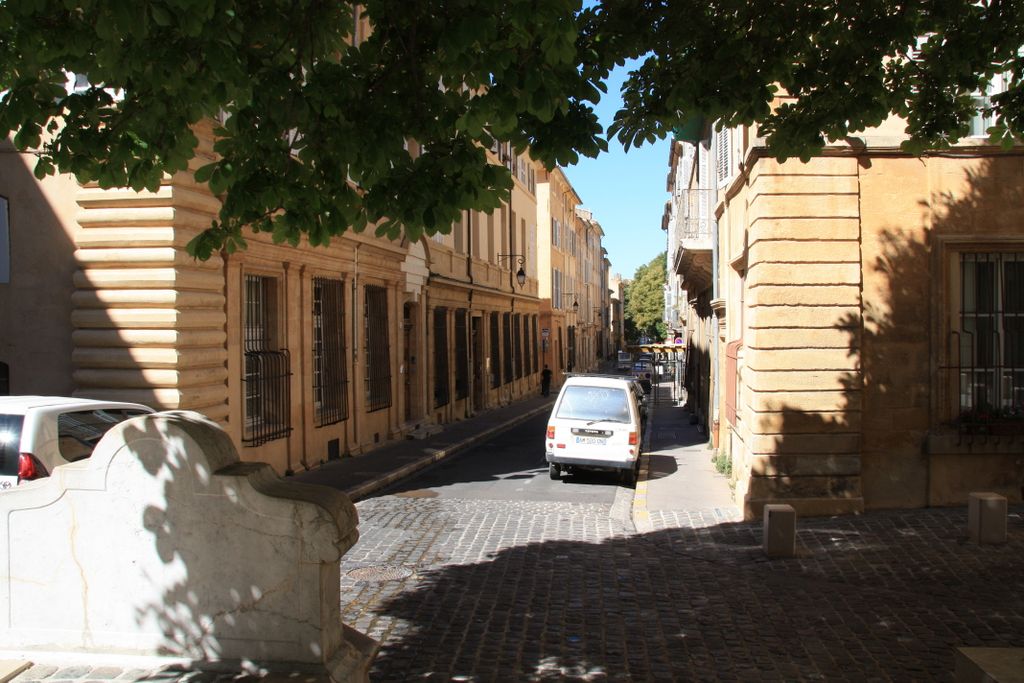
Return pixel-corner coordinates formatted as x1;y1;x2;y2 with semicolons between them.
373;411;623;505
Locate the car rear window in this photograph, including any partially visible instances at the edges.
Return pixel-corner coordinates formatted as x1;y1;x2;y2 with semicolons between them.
57;409;148;463
0;413;25;476
556;386;631;423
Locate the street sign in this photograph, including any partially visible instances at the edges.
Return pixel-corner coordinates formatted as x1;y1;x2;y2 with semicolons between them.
541;328;550;338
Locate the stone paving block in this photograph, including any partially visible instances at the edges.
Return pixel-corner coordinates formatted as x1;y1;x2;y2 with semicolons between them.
10;665;57;683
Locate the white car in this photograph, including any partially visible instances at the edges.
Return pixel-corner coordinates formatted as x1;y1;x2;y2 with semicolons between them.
545;375;645;485
0;396;154;490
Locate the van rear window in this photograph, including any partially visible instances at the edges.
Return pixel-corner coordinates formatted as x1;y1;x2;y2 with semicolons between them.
556;386;630;423
57;409;148;463
0;413;25;476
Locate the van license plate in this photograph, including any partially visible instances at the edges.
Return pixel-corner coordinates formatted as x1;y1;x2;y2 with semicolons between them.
575;436;606;444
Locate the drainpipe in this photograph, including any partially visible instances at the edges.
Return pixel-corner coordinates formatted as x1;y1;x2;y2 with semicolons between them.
351;242;360;453
709;134;721;445
465;209;474;417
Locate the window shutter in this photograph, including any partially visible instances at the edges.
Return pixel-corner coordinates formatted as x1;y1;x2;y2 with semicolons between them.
716;127;730;182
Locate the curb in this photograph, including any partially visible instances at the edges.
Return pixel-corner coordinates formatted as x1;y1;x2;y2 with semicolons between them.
631;394;659;534
0;661;30;683
345;400;555;501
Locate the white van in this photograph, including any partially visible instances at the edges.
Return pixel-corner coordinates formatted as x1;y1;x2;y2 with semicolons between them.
616;350;632;371
0;396;154;490
545;375;644;485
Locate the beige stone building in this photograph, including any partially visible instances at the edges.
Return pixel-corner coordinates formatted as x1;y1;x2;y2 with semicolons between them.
668;111;1024;519
608;273;626;354
536;167;578;378
0;123;615;476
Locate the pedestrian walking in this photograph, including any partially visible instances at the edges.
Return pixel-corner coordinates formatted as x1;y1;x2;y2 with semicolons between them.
541;365;552;396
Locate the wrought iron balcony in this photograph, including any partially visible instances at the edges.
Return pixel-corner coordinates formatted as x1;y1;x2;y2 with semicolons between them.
670;189;714;293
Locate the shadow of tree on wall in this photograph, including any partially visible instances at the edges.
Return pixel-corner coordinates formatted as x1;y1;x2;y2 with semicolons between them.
0;140;79;395
748;156;1024;514
354;503;1024;680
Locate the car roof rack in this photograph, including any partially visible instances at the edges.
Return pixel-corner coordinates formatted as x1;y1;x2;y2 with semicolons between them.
564;373;638;381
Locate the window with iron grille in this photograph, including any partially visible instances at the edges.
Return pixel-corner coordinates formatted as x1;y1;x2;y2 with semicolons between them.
433;307;450;408
454;309;469;399
490;312;501;389
243;274;291;446
364;285;392;412
531;316;539;373
312;277;348;427
502;312;513;384
945;252;1024;430
514;314;524;379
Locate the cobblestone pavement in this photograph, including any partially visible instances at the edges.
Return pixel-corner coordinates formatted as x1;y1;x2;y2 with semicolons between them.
10;499;1024;683
338;496;1024;682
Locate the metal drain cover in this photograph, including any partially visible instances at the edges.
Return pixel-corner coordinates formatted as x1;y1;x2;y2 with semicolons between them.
346;565;414;582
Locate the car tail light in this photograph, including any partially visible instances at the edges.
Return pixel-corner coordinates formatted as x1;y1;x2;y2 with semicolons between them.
546;426;556;439
628;431;638;445
18;453;43;481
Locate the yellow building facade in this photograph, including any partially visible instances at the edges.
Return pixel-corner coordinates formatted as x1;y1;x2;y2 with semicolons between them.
1;124;612;475
669;118;1024;518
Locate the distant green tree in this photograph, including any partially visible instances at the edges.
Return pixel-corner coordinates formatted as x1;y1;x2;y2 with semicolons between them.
624;252;666;344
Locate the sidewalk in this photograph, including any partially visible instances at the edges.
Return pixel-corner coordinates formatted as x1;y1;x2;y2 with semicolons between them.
633;380;741;532
290;393;556;500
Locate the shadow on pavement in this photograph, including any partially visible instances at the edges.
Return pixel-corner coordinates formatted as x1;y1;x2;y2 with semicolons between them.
359;507;1024;681
645;453;679;480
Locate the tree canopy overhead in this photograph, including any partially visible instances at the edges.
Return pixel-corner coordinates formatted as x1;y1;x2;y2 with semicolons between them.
2;1;1022;257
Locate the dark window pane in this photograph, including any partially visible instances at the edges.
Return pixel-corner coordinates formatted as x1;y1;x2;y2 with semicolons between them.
365;285;392;412
433;307;449;408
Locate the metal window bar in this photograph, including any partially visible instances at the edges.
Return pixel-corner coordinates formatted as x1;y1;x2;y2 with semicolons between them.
364;285;392;412
433;307;450;407
454;309;469;399
531;316;539;373
312;278;348;427
944;252;1024;434
490;312;501;389
243;274;292;446
514;314;523;379
502;312;513;384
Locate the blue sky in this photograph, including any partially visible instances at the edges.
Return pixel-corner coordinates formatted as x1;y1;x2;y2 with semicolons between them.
564;63;670;281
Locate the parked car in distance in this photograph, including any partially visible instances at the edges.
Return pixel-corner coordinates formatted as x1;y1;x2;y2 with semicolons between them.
628;379;649;424
0;396;155;490
631;360;654;393
616;350;633;371
546;375;645;485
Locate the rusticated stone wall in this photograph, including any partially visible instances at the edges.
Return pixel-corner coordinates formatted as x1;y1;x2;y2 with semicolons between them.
71;126;228;422
739;156;865;518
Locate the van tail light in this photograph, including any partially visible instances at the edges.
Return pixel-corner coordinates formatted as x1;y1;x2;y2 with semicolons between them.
628;431;638;446
546;426;556;439
18;453;44;481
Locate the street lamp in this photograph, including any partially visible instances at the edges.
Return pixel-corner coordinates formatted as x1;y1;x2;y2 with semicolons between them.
497;254;527;288
561;293;579;312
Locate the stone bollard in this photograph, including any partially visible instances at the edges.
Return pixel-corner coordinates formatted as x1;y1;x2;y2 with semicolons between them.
763;504;797;558
968;492;1007;545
